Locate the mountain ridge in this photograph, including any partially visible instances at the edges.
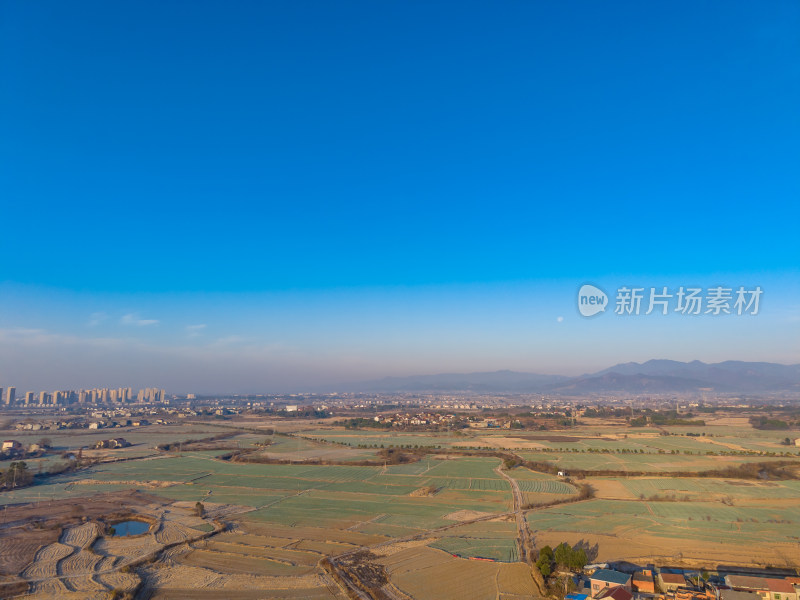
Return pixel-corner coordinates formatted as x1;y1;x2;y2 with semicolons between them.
329;360;800;393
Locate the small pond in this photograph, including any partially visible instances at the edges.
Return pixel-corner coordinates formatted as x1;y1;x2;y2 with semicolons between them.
110;520;150;537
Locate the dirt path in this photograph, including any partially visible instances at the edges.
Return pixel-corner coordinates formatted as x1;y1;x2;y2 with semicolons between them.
495;462;532;565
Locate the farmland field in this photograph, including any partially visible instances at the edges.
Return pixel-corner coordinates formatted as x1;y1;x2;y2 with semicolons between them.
377;546;538;600
249;434;382;462
516;449;794;472
526;497;800;566
429;518;518;561
2;417;800;598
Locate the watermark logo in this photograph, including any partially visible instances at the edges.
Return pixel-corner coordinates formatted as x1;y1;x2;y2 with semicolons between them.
577;284;763;317
578;284;608;317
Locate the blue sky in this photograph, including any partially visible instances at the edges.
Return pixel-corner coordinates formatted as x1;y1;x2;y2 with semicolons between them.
1;2;798;392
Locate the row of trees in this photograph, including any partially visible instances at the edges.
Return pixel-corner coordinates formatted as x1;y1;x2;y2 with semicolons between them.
535;542;588;578
0;461;33;489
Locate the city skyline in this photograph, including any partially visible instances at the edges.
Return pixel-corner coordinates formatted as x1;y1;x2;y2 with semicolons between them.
0;385;165;407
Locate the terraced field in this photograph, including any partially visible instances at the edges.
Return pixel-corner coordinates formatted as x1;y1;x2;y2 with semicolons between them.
12;502;220;598
140;528;349;599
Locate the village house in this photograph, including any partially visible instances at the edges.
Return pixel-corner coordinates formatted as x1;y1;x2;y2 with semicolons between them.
721;591;762;600
1;440;23;452
590;570;632;598
726;576;772;598
723;577;798;600
766;579;797;600
597;587;633;600
92;438;130;449
632;570;655;594
659;572;687;593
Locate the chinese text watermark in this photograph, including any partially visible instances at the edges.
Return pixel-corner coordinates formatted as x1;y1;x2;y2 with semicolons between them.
578;285;762;317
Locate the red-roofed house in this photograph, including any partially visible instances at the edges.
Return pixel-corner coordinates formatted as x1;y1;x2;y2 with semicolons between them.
633;571;655;594
597;586;634;600
766;579;797;600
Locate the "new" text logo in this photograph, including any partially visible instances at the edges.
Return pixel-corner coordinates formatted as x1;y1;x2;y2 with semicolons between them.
578;284;608;317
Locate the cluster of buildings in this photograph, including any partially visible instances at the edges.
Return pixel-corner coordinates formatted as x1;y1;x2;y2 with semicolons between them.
369;412;527;429
10;416;164;432
569;567;800;600
91;438;131;449
0;385;167;408
372;412;459;427
1;438;46;457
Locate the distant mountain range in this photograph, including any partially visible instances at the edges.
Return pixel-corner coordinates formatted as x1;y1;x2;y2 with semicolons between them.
334;360;800;394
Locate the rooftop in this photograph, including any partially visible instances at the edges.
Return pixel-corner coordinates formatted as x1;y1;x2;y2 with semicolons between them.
598;586;634;600
766;579;795;594
592;570;632;586
720;590;763;600
726;576;771;591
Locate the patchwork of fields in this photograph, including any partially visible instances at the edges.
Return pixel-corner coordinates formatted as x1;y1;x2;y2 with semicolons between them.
2;417;800;598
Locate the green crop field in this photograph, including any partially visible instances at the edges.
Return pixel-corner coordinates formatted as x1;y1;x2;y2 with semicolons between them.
525;498;800;546
430;535;518;562
506;467;578;495
505;467;557;480
245;488;509;531
515;478;575;494
423;457;503;479
255;434;381;462
299;430;458;448
428;477;509;491
0;451;512;536
516;450;794;472
621;478;800;500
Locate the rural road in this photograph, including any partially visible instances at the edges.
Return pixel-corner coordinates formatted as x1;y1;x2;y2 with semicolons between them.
495;462;533;565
